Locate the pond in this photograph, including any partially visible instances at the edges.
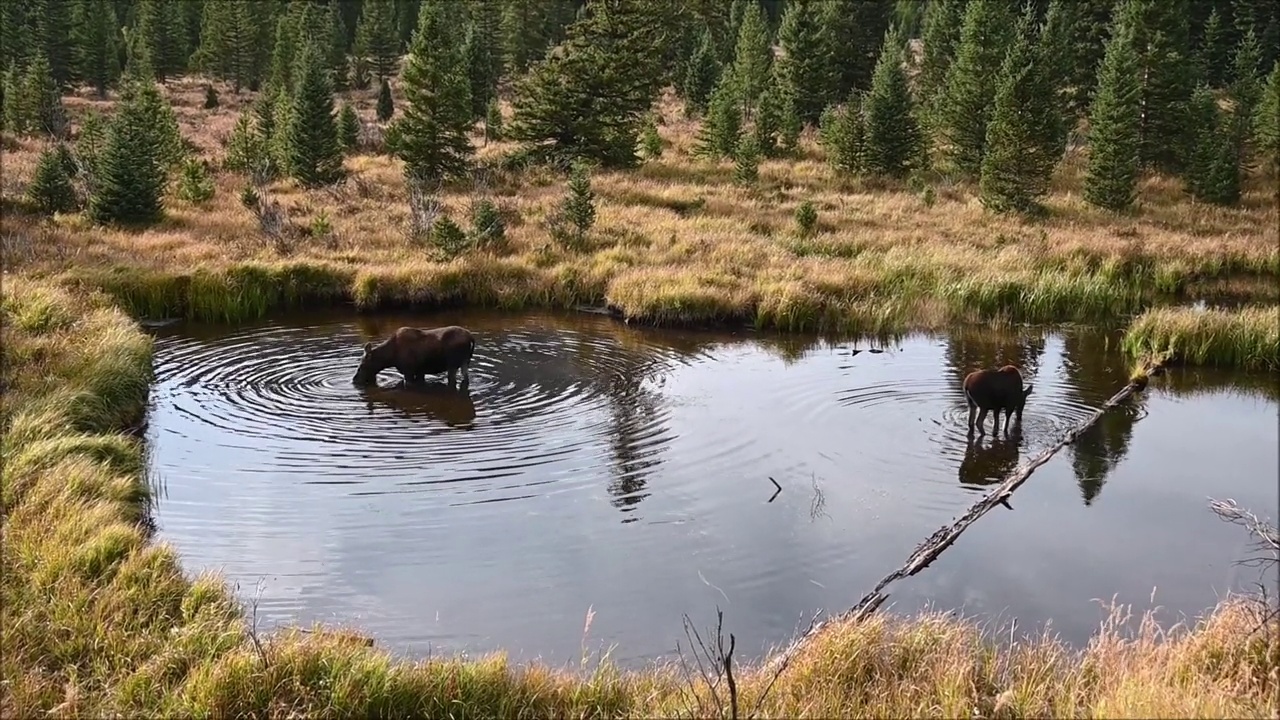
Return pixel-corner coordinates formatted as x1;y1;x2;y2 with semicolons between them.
143;309;1279;667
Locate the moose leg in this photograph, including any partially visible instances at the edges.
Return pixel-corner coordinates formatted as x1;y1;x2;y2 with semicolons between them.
447;368;457;387
966;399;976;429
975;408;989;435
459;362;470;388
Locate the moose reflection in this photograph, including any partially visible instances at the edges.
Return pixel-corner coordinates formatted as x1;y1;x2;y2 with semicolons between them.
958;428;1023;488
358;381;477;429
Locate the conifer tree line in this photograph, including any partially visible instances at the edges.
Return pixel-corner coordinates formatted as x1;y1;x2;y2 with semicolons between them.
6;0;1280;226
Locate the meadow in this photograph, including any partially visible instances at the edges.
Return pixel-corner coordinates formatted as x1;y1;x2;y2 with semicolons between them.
2;74;1278;718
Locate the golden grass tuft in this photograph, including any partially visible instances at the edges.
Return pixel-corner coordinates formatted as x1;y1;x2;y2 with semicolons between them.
1122;306;1280;371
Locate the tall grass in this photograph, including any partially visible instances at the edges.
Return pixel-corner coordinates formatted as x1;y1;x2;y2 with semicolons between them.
3;277;1278;718
1122;306;1280;371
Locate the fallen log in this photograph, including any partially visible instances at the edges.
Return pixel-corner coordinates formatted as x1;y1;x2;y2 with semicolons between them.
763;361;1161;673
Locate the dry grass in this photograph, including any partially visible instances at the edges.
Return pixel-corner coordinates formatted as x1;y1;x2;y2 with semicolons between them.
1122;305;1280;371
2;79;1276;336
3;274;1278;719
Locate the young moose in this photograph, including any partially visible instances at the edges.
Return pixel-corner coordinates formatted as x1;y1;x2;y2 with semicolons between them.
962;365;1033;435
352;325;475;388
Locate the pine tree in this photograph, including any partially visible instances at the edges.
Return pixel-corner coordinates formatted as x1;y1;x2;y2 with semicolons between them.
74;107;107;177
1186;83;1241;205
1036;0;1080;157
733;132;760;185
464;0;503;121
484;98;503;141
338;103;360;152
862;27;922;179
1198;8;1230;87
1230;26;1264;122
284;44;344;187
682;29;721;117
507;0;674;168
753;83;782;157
397;0;473;184
1120;0;1195;173
1065;0;1119;116
88;78;171;225
915;0;965;133
936;0;1019;177
2;66;22;134
501;0;576;74
979;5;1063;214
0;1;28;74
1084;16;1143;212
134;0;186;82
31;0;75;89
1254;60;1280;175
20;53;68;138
397;0;422;51
72;0;120;97
696;74;743;159
326;0;349;90
776;74;803;153
27;144;78;215
560;159;596;246
268;12;300;93
774;0;833;127
729;0;773;118
355;0;399;81
640;113;663;160
377;77;394;121
822;93;867;175
819;0;892;105
463;0;501;119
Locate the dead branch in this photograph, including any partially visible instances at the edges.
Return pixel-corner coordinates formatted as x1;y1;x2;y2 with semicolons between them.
1208;497;1280;555
763;362;1161;674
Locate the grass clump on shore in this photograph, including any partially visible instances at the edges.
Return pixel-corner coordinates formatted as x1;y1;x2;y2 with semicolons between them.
3;276;1278;718
1122;305;1280;371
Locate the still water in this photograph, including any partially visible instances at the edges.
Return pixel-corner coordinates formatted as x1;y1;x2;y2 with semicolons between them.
144;310;1279;667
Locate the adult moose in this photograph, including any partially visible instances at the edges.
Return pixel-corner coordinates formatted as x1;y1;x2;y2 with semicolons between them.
962;365;1033;436
352;325;476;388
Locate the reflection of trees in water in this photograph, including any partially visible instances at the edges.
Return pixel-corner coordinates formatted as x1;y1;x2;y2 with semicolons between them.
958;429;1022;487
942;326;1048;395
1060;328;1141;506
1155;367;1280;404
600;357;668;522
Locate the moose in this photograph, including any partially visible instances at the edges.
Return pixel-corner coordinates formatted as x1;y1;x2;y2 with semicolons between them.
962;365;1033;436
352;325;476;389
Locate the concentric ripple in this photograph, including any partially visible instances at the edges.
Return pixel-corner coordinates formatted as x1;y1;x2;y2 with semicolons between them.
151;316;685;500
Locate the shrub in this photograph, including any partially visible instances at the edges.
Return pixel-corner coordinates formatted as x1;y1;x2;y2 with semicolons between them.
795;200;818;237
26;145;78;215
175;158;215;204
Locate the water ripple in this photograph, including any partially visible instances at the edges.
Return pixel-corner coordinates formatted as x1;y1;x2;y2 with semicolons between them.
151;319;687;505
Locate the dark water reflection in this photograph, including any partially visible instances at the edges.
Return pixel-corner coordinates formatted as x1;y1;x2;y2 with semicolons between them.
144;310;1278;667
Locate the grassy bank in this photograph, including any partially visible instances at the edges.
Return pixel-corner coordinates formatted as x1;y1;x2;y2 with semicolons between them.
3;80;1277;339
3;275;1279;718
1122;306;1280;371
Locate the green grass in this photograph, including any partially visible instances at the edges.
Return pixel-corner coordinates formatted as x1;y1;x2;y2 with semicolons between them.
1122;306;1280;371
3;275;1278;719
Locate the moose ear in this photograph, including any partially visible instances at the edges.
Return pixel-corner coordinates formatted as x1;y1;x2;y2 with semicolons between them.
362;342;373;353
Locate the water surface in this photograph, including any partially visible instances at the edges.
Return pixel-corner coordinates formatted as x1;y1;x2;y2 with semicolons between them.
144;310;1279;666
